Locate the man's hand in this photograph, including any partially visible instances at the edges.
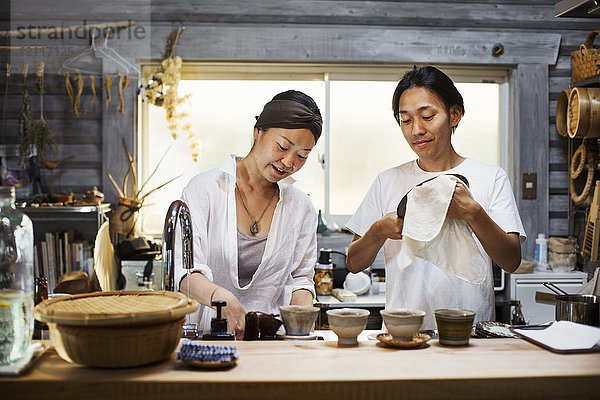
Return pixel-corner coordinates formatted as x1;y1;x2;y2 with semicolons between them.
374;211;404;240
446;181;480;222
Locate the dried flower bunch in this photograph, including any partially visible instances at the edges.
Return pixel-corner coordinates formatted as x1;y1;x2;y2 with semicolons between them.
138;27;200;162
19;60;58;167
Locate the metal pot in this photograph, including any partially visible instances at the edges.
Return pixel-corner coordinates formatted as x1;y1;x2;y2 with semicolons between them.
555;294;599;327
543;282;599;327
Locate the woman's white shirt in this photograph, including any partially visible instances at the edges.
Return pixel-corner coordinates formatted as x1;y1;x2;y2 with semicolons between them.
175;154;317;329
346;158;526;330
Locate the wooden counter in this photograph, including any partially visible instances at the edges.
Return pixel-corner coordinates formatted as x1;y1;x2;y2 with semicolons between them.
1;337;599;400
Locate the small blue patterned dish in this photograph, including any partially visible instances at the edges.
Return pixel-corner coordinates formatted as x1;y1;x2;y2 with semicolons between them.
178;341;239;369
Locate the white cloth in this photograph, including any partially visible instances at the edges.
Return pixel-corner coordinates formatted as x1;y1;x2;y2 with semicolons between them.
93;221;119;291
346;158;526;330
399;175;487;285
579;267;600;296
175;154;317;331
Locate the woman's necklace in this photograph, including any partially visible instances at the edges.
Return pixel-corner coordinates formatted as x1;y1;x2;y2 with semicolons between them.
235;183;278;235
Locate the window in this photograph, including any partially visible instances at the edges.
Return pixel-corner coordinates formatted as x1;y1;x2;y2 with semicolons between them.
139;64;508;235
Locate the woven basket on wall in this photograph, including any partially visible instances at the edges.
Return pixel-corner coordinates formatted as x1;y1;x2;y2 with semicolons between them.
556;88;571;137
571;30;600;83
34;291;198;368
567;87;600;138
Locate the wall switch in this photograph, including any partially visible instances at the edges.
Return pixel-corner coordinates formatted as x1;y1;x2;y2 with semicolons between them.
522;173;537;199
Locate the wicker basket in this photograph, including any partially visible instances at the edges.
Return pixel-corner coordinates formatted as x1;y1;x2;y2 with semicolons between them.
34;291;198;368
571;30;600;83
556;88;571;137
109;197;141;237
567;87;600;138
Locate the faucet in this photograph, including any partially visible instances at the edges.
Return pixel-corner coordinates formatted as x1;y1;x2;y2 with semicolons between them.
162;200;194;291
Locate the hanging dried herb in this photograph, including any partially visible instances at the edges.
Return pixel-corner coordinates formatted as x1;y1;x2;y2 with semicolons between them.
19;61;58;167
18;61;34;167
104;73;112;108
31;61;58;166
117;72;130;114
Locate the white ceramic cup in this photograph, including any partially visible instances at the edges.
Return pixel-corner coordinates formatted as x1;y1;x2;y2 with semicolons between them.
326;308;370;346
380;309;425;341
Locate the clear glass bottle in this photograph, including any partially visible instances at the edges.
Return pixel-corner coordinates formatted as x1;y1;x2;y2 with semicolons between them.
0;186;34;365
33;277;48;340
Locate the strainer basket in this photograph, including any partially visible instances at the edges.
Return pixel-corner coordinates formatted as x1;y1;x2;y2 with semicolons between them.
34;291;198;368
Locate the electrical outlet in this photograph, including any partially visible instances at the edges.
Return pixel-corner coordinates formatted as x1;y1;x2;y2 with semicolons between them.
522;173;537;199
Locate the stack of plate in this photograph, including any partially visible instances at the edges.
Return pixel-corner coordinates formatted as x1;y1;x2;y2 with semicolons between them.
475;321;518;338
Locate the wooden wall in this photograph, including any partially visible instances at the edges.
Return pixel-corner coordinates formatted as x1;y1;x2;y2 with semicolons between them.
1;0;598;264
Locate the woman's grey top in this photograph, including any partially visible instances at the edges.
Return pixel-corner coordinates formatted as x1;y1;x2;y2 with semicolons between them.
237;226;268;287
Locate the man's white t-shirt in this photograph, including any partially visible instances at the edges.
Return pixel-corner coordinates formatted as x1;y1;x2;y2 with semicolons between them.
346;158;526;330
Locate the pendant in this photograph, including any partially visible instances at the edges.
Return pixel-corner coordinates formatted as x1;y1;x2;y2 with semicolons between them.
250;221;259;235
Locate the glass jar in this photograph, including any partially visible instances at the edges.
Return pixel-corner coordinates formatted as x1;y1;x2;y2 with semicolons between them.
0;186;34;365
314;263;333;295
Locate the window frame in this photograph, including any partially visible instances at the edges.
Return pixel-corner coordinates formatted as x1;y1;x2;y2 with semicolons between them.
138;62;512;232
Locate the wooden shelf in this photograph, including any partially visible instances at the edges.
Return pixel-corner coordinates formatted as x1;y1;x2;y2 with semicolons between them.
572;76;600;88
20;203;110;243
19;203;110;215
555;0;600;18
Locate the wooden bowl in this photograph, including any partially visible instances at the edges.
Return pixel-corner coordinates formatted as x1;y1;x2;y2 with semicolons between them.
52;194;73;203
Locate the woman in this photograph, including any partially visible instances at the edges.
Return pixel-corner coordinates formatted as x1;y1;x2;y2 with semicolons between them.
175;90;322;338
345;66;526;329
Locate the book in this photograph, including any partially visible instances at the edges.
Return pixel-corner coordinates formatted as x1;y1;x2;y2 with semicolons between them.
43;239;55;294
57;235;64;276
35;241;45;279
45;232;57;288
62;230;75;273
71;241;85;271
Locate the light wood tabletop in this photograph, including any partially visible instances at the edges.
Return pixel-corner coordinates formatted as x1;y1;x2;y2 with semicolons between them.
1;337;599;400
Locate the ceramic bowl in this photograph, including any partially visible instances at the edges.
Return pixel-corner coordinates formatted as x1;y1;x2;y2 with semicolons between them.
434;309;476;346
343;272;371;295
380;309;425;341
279;306;319;336
326;308;370;346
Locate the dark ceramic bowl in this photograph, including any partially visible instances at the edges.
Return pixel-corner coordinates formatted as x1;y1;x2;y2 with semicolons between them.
434;309;476;346
243;312;283;340
258;313;283;339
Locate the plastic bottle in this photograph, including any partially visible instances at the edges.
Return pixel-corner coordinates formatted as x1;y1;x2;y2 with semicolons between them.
0;186;34;365
534;233;548;271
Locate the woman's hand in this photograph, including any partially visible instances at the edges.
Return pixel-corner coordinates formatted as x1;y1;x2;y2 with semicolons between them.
291;288;314;306
446;181;480;222
211;287;246;339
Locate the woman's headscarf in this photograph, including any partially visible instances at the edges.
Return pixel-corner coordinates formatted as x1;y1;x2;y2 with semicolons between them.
255;99;322;143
